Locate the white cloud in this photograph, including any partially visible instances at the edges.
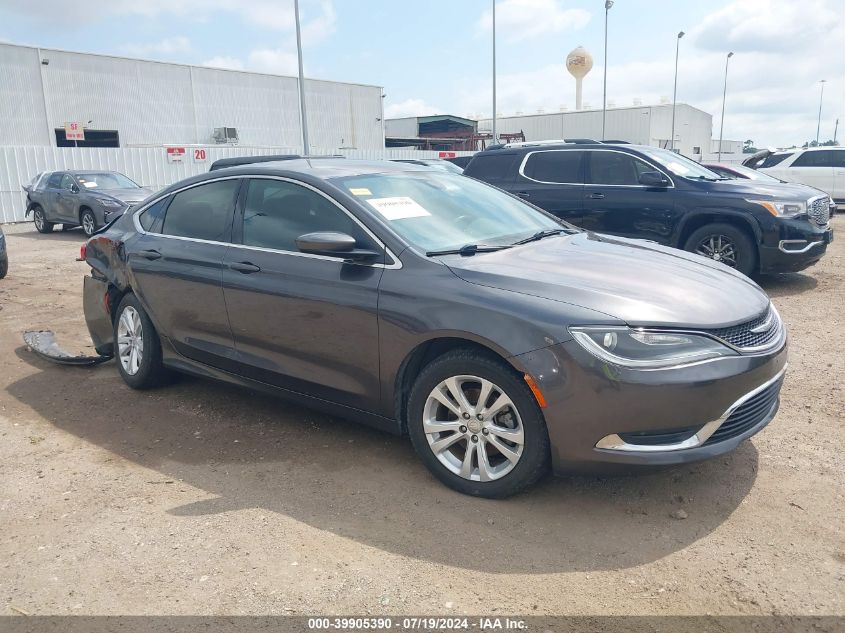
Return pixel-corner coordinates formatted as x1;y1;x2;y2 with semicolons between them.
247;49;300;75
384;99;443;119
123;36;192;56
201;55;245;71
478;0;590;42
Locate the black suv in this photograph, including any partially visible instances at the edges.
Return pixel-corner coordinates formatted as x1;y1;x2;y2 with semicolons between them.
464;142;833;275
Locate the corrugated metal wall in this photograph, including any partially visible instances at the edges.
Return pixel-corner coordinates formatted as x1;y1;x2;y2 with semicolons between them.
0;43;385;151
0;146;475;223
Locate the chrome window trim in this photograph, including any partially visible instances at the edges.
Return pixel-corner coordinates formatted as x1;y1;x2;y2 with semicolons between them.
518;148;676;188
595;364;787;452
132;174;402;270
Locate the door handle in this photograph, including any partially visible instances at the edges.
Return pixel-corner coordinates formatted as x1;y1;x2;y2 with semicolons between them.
230;261;261;274
138;249;161;260
516;191;531;199
588;192;605;199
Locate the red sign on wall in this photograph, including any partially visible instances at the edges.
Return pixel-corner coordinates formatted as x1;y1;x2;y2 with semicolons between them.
166;147;186;163
65;122;85;142
438;151;457;159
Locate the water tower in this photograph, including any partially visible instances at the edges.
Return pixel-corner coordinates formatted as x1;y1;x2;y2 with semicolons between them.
566;46;594;110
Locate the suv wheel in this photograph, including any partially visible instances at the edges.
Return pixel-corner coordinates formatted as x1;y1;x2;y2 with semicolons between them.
114;294;168;389
684;223;756;276
80;209;97;237
407;350;550;498
33;207;53;234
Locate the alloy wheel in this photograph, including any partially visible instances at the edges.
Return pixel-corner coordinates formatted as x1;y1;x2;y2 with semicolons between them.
34;210;44;231
423;375;525;482
117;306;144;375
695;234;738;268
82;213;96;236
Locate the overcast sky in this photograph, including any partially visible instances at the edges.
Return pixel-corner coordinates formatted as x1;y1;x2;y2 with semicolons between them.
1;0;842;148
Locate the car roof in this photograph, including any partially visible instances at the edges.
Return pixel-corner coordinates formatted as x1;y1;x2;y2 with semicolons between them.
210;158;432;179
488;142;653;153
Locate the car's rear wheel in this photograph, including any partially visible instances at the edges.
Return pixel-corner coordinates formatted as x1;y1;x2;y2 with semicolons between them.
80;209;97;237
407;349;550;498
114;293;168;389
684;223;756;276
33;207;53;233
0;256;7;280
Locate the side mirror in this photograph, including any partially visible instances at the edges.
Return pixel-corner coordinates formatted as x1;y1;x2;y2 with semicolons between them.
70;183;80;193
638;171;670;188
295;232;380;261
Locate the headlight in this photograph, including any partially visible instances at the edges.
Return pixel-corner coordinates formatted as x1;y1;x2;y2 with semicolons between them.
569;326;737;369
101;198;126;209
747;199;806;217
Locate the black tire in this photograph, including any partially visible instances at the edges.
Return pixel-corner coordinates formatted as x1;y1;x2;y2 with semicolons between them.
0;256;7;280
407;349;550;498
113;293;168;389
80;208;97;237
33;207;53;233
683;222;757;276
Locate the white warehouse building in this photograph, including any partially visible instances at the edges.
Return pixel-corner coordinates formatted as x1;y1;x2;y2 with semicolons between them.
0;43;385;151
478;103;712;159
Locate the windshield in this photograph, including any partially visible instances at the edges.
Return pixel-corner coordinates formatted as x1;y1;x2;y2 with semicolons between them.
76;172;140;190
639;148;724;180
333;171;566;252
424;160;464;174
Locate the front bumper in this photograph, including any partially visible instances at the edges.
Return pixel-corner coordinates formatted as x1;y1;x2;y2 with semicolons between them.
758;216;832;273
514;338;788;473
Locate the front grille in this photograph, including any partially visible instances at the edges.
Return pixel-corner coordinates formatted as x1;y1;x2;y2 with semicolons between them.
704;377;783;445
809;196;831;226
703;306;782;351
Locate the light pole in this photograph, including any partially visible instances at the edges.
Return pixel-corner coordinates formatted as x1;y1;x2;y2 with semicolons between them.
602;0;613;140
815;79;826;145
294;0;310;154
670;31;684;152
492;0;497;144
717;51;733;161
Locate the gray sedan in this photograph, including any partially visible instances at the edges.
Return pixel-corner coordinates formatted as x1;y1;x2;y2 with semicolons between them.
24;171;154;237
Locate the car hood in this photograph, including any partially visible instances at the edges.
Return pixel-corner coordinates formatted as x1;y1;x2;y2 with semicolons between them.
94;188;154;204
443;232;770;329
699;178;826;200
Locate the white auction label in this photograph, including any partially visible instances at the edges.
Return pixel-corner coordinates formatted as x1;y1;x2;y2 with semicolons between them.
366;196;431;220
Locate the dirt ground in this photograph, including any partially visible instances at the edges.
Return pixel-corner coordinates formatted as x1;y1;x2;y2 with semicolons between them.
0;219;843;618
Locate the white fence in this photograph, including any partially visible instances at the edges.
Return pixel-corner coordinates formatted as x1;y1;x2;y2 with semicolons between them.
0;146;475;223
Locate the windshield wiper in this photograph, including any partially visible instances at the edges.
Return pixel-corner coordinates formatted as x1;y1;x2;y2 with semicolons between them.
512;228;575;245
426;244;511;257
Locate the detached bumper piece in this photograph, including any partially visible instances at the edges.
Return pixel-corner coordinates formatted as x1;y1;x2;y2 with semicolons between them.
23;330;113;366
596;366;786;453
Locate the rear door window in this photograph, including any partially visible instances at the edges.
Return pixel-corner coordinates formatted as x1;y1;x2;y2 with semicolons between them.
138;198;169;233
522;151;584;184
161;179;240;242
791;150;839;168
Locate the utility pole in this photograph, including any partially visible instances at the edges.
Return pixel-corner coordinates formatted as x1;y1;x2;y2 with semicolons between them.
492;0;497;144
815;80;826;145
670;31;684;151
717;51;733;161
294;0;310;154
602;1;613;140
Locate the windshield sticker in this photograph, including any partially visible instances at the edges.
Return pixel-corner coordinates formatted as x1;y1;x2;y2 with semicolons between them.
349;187;372;196
81;182;98;188
366;196;431;220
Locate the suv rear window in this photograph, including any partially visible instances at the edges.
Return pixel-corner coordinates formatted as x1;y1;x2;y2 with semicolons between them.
522;151;583;184
760;153;794;168
465;153;517;183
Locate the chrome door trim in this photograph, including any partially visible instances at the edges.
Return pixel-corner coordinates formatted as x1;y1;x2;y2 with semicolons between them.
132;174;402;270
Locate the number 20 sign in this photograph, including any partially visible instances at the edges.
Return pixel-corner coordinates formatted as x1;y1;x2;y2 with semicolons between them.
193;148;207;163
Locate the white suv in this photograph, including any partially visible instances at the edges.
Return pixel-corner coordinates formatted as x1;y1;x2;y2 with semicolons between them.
745;147;845;208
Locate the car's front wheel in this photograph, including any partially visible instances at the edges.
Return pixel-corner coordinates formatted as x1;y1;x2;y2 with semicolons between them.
114;293;168;389
684;222;756;276
80;209;97;237
33;207;53;234
407;349;550;498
